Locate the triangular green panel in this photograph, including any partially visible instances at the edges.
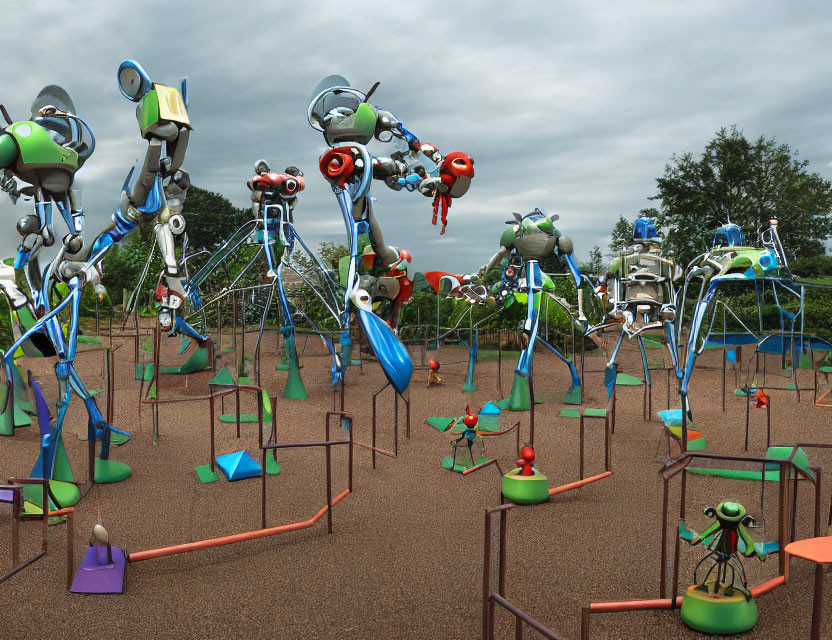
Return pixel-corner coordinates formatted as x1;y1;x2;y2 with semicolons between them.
616;373;644;386
209;366;235;387
427;417;457;432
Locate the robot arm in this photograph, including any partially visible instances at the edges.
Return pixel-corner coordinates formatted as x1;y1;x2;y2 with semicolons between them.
481;246;511;275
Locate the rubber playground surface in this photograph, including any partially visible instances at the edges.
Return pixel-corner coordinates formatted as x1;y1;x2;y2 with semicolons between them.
1;330;830;639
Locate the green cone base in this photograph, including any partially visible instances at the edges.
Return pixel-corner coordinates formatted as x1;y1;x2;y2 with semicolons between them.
282;369;309;400
563;385;582;405
496;374;543;411
265;456;281;475
94;458;132;484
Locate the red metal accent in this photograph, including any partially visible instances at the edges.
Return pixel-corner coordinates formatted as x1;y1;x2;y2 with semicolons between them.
319;147;356;188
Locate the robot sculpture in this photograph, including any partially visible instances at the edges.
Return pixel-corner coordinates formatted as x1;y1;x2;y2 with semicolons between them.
586;216;682;404
86;60;206;345
675;218;832;421
0;85;130;486
427;209;584;408
185;161;313;397
678;500;766;634
481;209;585;409
308;75;474;393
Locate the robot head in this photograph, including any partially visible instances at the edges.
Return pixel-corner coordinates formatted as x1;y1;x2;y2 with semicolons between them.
462;406;478;428
632;216;659;243
117;60;152;102
308;76;378;146
712;222;744;248
28;86;95;164
713;500;747;522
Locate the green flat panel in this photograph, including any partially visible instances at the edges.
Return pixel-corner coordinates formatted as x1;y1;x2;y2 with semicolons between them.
195;464;218;483
219;413;258;423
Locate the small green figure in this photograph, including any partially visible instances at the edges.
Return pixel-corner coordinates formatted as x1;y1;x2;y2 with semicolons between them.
683;500;765;600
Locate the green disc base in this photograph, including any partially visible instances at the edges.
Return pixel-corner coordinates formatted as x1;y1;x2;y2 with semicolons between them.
94;458;132;484
195;464;219;483
462;381;476;392
441;455;490;473
502;469;549;504
679;583;758;634
276;363;289;371
219;414;258;423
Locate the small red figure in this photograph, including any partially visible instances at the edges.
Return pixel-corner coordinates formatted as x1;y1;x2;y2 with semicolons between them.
517;445;536;476
755;389;769;408
428;359;442;387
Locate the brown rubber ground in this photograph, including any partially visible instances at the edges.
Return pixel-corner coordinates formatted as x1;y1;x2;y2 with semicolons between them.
0;327;830;639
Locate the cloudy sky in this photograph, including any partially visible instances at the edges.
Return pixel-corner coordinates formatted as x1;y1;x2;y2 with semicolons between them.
1;1;830;275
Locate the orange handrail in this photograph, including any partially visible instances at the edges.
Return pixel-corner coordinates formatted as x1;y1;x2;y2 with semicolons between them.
549;471;612;496
128;489;350;562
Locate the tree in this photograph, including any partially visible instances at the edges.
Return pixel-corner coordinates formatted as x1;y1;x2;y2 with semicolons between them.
181;186;250;251
608;215;634;256
579;245;603;275
652;125;832;267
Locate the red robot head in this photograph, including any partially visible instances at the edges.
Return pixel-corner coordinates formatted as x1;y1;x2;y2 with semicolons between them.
462;404;478;428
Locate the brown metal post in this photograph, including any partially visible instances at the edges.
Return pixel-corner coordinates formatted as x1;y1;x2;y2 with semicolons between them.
209;395;216;472
66;510;73;589
482;510;492;640
261;446;267;529
371;392;377;469
580;607;591;640
814;467;821;537
812;563;824;640
405;389;411;439
528;370;535;446
235;385;241;439
766;396;771;449
12;488;19;567
325;418;333;535
394;390;399;457
779;462;788;575
660;477;668;598
498;509;507;595
604;411;611;472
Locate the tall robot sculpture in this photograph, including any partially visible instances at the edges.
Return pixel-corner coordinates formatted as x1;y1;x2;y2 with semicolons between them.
0;85;130;486
86;60;206;345
308;76;474;393
586;216;682;403
478;209;584;409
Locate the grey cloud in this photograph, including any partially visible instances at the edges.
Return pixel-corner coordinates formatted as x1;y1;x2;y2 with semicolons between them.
0;0;829;277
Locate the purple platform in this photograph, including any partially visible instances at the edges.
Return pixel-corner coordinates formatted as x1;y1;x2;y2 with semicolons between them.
70;545;126;594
